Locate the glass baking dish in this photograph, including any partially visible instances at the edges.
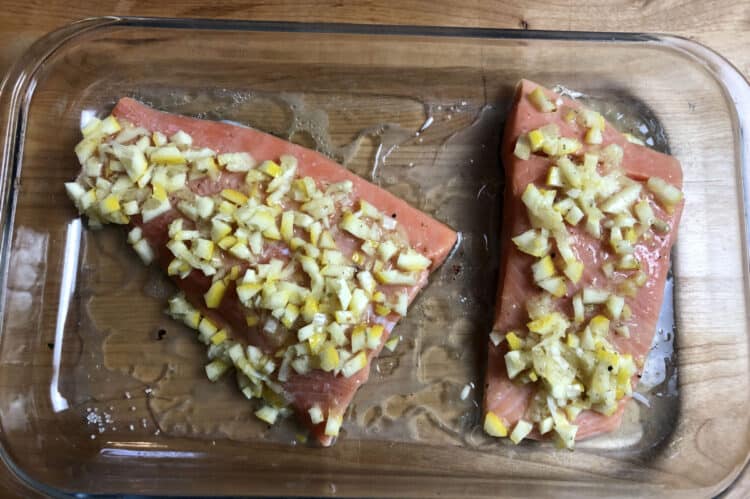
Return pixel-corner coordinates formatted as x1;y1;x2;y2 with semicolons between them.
0;17;749;498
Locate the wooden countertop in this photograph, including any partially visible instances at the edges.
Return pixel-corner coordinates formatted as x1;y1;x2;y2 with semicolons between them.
1;1;748;497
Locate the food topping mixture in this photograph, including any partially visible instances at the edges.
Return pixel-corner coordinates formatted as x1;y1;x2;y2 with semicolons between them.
66;115;434;435
485;89;683;448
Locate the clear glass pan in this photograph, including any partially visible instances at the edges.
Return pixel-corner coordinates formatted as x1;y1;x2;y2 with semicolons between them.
0;17;749;498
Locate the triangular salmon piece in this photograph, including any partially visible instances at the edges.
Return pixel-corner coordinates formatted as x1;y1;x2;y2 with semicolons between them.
483;80;683;447
66;98;457;446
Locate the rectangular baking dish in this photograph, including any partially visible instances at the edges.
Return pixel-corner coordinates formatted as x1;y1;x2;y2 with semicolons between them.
0;17;749;498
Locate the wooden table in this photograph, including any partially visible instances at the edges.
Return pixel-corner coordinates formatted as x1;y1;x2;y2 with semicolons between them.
1;1;748;497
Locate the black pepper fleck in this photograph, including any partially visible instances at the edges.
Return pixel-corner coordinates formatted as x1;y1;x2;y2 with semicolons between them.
157;329;167;341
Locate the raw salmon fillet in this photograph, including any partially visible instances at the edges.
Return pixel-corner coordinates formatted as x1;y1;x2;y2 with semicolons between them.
484;80;684;444
67;98;457;446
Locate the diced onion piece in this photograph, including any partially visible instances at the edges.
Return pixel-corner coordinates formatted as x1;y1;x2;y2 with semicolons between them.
319;344;340;372
563;260;584;284
64;181;87;208
218;152;255;172
324;412;343;437
556;157;581;189
210;329;227;345
514;134;531;160
198;318;218;345
229;242;252;260
342;351;367;378
384;336;400;352
127;227;143;244
375;269;417;286
357;199;381;220
623;132;645;145
340;212;373;240
205;359;230;381
634;199;655;227
280;211;294;242
151;145;185;165
132;239;154;264
350;325;366;353
308;405;324;424
377;240;398;261
554;197;574;214
297;323;317;342
564;205;584;225
193;239;214;260
193;196;213;219
576;108;605;129
347;288;368;319
356;270;377;295
582;287;609;304
204;280;227;309
505;331;523;350
366;325;384;350
615;325;631;338
210;219;232;242
539;417;554;435
633;271;648;287
484;411;508;437
601;144;624;168
531;255;556;282
101;116;123;136
537;276;566;298
647;176;683;213
571;293;585;324
396;249;431;272
606;294;625;320
617;254;639;271
529;87;556;113
165;130;190;148
600;184;642;214
327;323;348;346
177;201;198;221
113;143;149;182
221;188;248;206
80;117;103;137
393;292;408;316
557;137;581;155
522;184;564;231
255;405;279;425
141;198;171;223
512;229;550;257
74;137;100;164
584;126;603;145
546;166;563;188
510;419;533;444
611;238;634;255
588;315;610;337
528;129;545;152
504;350;530;379
489;331;502;347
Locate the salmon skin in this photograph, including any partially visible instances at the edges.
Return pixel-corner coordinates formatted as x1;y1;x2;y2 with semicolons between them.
66;98;457;446
483;80;683;447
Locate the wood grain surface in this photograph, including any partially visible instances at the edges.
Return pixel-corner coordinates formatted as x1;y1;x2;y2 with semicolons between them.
0;1;748;497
